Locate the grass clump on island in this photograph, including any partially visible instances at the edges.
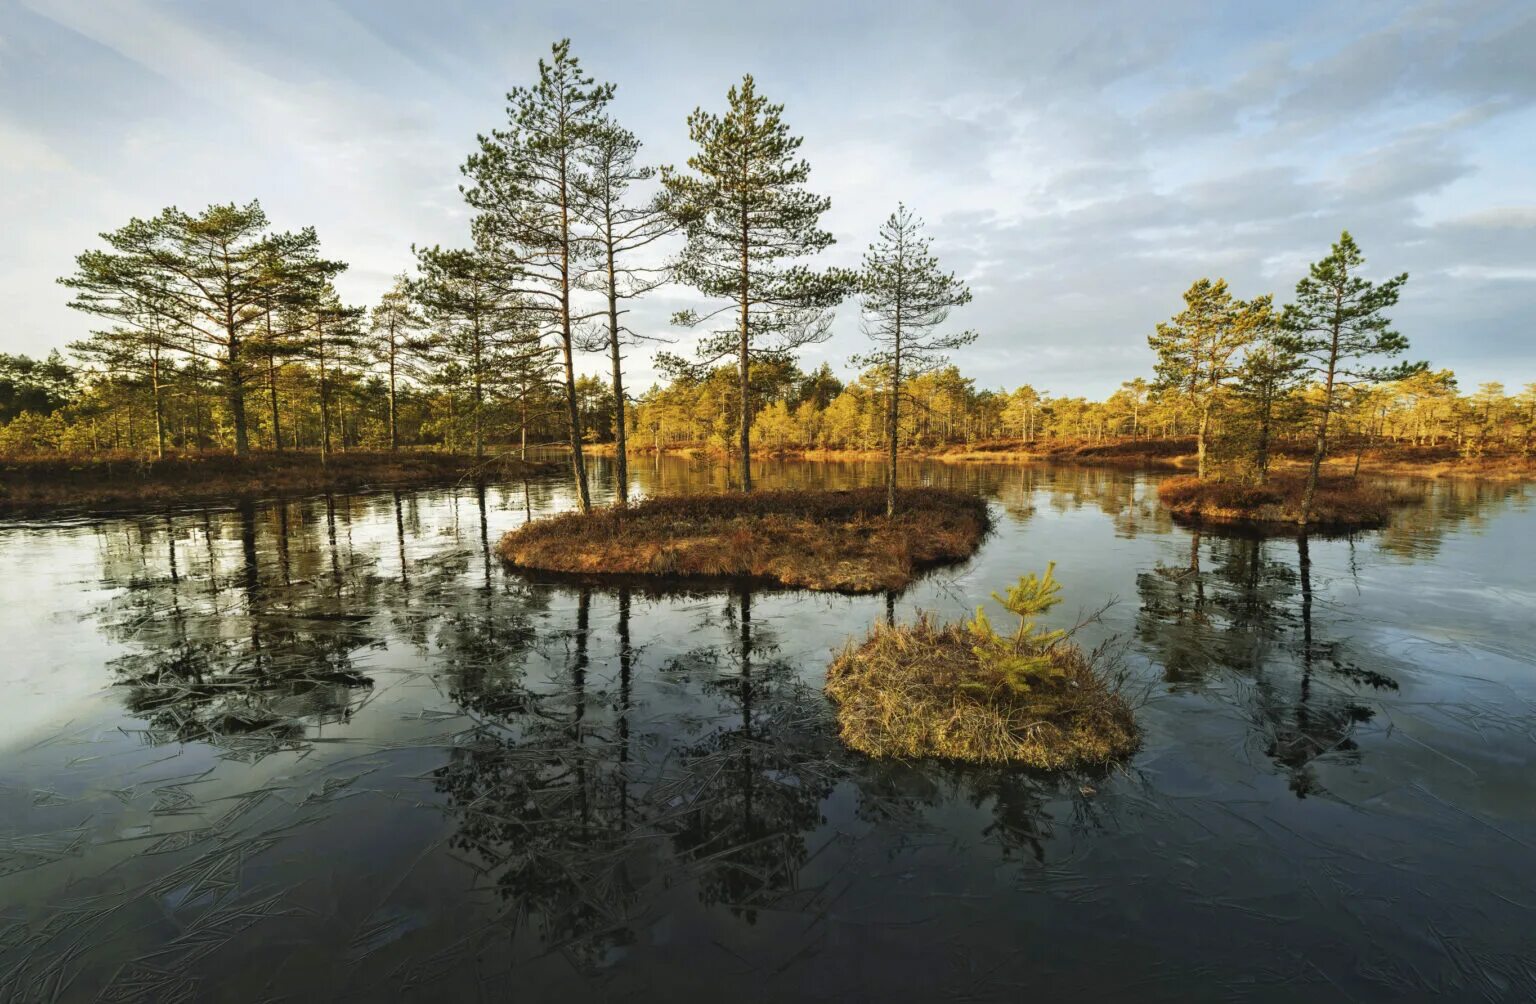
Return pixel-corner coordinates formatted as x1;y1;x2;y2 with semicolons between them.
826;564;1140;769
1157;472;1400;529
496;487;989;593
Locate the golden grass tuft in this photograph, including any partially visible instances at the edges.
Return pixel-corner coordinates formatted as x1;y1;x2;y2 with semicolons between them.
825;615;1140;769
1157;472;1401;529
496;487;989;593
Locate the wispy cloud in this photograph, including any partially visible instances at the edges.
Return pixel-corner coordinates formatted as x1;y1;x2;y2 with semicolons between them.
2;0;1532;393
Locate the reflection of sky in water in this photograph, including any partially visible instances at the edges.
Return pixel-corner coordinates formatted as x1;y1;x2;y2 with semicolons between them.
0;457;1532;1000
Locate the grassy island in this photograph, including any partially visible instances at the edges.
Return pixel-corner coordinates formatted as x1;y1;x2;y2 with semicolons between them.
0;451;544;515
496;487;989;593
826;566;1140;769
1157;473;1399;529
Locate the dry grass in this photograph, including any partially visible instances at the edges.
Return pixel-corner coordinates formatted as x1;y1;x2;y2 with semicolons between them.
496;487;990;593
764;437;1195;468
1334;445;1536;481
1157;472;1401;528
0;450;542;514
604;436;1536;480
930;436;1195;468
825;615;1140;769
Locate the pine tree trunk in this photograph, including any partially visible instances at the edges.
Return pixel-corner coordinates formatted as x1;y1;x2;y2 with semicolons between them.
473;332;484;460
519;390;528;462
1196;405;1209;480
387;330;399;452
267;350;283;451
558;146;591;513
227;330;250;458
151;354;166;460
1254;391;1272;484
738;204;752;493
318;324;331;465
1301;334;1341;525
607;229;629;506
887;289;902;518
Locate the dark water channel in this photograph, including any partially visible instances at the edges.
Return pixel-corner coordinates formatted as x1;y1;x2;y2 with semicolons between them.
1;457;1532;1002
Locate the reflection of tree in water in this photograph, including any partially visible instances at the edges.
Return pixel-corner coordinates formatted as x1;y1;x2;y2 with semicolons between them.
430;585;644;970
420;483;547;718
654;591;839;923
429;584;848;973
853;755;1114;868
95;497;378;761
1137;530;1397;796
1374;477;1532;560
433;729;642;964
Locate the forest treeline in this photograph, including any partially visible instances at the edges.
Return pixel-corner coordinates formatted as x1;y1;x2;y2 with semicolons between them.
3;40;1533;513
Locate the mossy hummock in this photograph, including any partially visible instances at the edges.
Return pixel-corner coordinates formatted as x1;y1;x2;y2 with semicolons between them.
825;566;1140;769
1157;473;1399;529
496;487;990;593
826;617;1139;769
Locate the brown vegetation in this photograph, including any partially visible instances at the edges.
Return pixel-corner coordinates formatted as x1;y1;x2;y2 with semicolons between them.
604;435;1535;481
925;436;1194;467
825;614;1139;769
1157;472;1402;528
496;487;990;593
0;451;542;515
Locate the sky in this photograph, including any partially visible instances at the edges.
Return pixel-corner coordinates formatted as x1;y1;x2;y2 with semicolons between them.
1;0;1533;398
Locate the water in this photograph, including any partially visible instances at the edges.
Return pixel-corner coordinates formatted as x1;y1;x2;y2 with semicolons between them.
1;457;1532;1002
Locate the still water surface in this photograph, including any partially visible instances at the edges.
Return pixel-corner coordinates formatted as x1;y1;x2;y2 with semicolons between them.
1;457;1532;1002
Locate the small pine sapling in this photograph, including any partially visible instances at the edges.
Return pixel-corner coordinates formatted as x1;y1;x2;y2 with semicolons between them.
965;562;1070;694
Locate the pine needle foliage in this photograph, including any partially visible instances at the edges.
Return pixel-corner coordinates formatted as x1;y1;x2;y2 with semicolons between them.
964;562;1071;694
660;75;855;491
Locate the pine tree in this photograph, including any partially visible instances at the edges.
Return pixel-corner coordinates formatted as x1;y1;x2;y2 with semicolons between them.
1148;278;1256;480
369;275;427;451
68;288;181;458
854;205;976;515
1278;232;1415;523
574;118;675;504
60;202;343;457
661;74;854;491
1233;312;1297;483
413;245;525;460
461;38;613;511
295;285;365;463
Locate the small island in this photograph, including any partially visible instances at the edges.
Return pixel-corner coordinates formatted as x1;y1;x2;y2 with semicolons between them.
496;487;989;593
1158;473;1399;529
826;565;1140;769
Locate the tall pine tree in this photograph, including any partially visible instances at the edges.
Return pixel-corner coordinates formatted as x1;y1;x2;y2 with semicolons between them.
414;245;524;460
1148;278;1255;480
461;39;612;511
661;75;853;491
1278;232;1414;523
854;204;976;515
575;118;675;504
369;275;427;451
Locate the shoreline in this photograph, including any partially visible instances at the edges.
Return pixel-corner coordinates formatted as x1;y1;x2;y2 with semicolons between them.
587;437;1535;480
0;451;554;517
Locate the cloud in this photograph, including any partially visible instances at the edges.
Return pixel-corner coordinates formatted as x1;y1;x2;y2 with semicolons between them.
2;0;1533;396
